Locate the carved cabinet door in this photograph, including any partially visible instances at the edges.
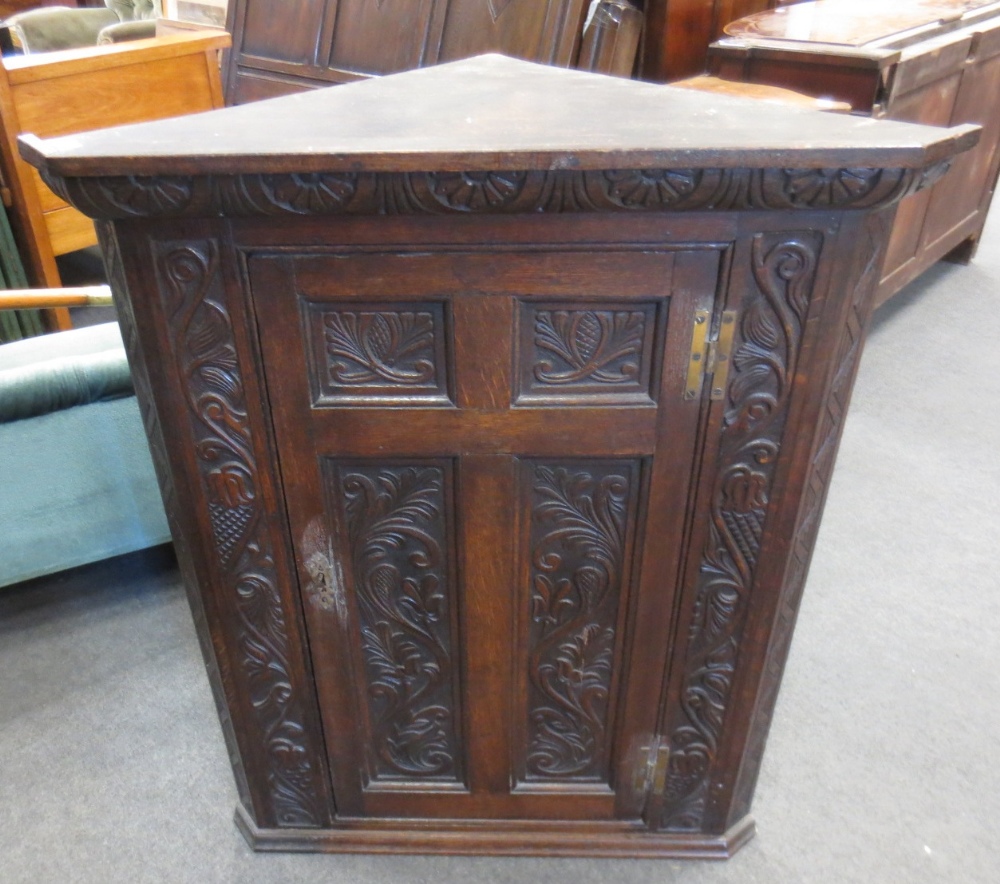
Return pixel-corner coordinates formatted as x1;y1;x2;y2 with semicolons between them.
248;240;722;822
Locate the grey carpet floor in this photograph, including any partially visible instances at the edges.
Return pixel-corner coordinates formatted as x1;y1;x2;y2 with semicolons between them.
2;215;999;883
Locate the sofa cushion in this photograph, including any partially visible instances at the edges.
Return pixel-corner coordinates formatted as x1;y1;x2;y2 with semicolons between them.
0;322;133;422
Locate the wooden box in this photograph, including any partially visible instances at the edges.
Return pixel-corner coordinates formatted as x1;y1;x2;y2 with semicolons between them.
20;55;975;857
709;0;1000;307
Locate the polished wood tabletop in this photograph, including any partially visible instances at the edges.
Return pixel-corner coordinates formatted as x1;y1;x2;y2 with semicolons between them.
725;0;999;47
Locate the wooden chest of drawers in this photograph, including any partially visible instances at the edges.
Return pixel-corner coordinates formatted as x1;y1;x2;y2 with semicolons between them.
20;55;975;856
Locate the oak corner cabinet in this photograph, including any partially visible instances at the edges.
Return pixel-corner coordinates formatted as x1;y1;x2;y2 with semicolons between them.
20;55;975;858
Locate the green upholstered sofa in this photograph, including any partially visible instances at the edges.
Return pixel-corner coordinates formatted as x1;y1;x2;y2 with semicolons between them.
3;0;160;54
0;319;170;587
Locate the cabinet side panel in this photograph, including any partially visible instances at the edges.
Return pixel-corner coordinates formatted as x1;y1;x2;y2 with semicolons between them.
113;224;334;828
655;225;827;833
239;0;329;64
436;0;585;66
326;0;438;75
99;221;255;815
723;209;894;827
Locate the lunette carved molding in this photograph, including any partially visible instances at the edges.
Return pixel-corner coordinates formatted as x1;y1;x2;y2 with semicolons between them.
41;163;950;220
523;462;638;782
333;463;463;782
155;239;328;826
659;231;822;831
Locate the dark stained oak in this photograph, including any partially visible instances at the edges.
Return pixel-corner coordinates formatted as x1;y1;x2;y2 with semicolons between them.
709;0;1000;306
221;0;634;104
640;0;783;83
20;55;976;857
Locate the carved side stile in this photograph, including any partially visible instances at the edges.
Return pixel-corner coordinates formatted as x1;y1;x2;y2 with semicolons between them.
659;231;822;831
727;210;894;824
98;223;256;813
152;238;330;827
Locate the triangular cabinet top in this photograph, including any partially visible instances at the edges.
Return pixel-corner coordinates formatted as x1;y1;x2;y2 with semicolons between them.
20;54;977;179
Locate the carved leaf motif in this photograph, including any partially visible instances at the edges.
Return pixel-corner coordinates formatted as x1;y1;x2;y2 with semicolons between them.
660;233;821;831
261;172;358;214
324;310;437;387
603;169;701;208
426;170;527;210
51;165;934;220
104;175;193;214
338;465;461;780
525;463;634;781
782;168;881;207
158;241;326;826
533;310;645;386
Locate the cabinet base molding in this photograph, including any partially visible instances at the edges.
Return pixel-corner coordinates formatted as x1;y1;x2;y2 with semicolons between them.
234;804;757;858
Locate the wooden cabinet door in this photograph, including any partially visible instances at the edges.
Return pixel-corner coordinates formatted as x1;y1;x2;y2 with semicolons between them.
249;242;721;822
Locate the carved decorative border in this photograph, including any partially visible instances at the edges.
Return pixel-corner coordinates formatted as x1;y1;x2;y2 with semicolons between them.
154;239;329;827
42;163;950;220
728;211;893;823
99;223;259;812
659;231;822;831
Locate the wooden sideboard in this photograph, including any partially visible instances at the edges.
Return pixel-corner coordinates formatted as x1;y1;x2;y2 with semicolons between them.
0;32;228;329
709;0;1000;307
640;0;783;82
21;55;975;856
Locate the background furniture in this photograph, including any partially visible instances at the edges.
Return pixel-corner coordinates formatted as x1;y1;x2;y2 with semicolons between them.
0;30;228;329
3;0;161;53
639;0;786;82
708;0;1000;307
23;54;974;855
0;0;96;20
222;0;642;103
0;286;169;588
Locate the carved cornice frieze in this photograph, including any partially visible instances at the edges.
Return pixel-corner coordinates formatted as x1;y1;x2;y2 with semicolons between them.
40;162;950;220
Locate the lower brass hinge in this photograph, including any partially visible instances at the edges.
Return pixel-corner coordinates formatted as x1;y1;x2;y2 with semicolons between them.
634;737;671;806
684;309;737;401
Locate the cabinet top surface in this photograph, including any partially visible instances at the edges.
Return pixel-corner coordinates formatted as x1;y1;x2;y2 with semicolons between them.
20;54;976;179
724;0;1000;48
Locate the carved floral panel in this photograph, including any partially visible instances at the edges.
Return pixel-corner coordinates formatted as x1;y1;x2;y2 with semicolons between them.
328;461;464;784
517;301;660;404
306;301;451;405
520;459;642;783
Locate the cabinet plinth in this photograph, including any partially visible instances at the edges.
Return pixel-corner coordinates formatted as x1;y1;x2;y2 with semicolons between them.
20;55;975;857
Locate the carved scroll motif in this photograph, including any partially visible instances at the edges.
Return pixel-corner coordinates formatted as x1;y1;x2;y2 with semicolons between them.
659;232;821;831
524;462;638;781
335;464;463;782
156;240;327;826
42;163;951;220
730;212;891;822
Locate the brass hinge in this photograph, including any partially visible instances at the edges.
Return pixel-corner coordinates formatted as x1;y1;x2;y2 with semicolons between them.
684;308;737;401
633;737;671;806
